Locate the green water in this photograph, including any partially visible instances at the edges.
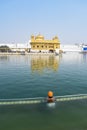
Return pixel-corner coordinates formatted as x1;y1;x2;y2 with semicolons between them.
0;53;87;130
0;100;87;130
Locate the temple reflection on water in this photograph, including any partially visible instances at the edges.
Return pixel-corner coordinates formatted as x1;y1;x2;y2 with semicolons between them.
31;55;60;73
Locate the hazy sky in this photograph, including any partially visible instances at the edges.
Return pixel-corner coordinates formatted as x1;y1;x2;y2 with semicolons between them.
0;0;87;44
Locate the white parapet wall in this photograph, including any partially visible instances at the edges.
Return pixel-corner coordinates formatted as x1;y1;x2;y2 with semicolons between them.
0;43;31;52
60;44;82;52
0;43;84;53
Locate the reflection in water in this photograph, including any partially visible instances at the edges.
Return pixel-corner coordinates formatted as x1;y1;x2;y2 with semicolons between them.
31;55;60;73
81;53;87;63
0;55;8;60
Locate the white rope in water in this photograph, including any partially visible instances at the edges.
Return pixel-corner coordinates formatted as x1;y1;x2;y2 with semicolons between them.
0;94;87;105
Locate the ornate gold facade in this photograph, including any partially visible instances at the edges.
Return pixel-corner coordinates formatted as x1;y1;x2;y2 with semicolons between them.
30;34;60;52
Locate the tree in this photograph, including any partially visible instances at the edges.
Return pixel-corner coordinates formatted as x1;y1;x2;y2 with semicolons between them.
0;45;11;52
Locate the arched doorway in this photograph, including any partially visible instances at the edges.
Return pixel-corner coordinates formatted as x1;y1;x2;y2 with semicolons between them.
49;49;54;53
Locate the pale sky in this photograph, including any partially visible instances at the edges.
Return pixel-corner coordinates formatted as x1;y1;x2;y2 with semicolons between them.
0;0;87;44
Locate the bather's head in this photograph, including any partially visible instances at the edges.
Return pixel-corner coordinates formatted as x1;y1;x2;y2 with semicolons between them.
48;91;53;98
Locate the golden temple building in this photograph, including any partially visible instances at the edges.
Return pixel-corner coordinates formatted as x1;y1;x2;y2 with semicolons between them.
30;34;60;52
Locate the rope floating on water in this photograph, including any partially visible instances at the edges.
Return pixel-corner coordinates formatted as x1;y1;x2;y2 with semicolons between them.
56;94;87;102
0;94;87;105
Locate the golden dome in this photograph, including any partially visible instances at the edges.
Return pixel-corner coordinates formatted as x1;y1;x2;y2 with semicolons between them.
53;36;58;40
35;34;44;40
54;36;58;39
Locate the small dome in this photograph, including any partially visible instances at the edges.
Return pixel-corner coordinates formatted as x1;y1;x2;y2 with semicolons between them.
31;34;34;36
31;35;35;40
53;36;58;40
55;36;58;39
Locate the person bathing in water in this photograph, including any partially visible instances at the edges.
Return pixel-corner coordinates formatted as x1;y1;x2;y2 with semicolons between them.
47;91;55;103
